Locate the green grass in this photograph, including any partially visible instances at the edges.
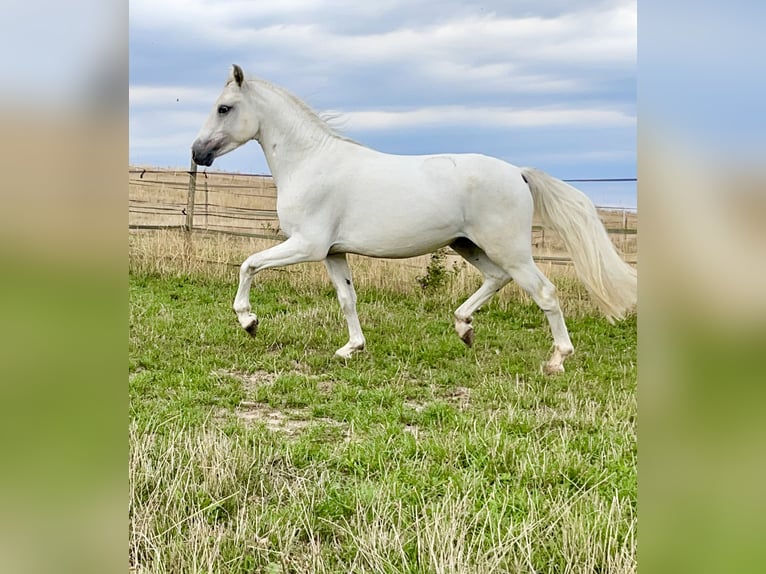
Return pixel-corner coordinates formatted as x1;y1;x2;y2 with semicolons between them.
129;270;636;573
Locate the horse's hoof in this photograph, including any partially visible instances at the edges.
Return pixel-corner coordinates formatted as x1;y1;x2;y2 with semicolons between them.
335;342;364;359
543;362;565;375
244;317;259;337
455;320;474;347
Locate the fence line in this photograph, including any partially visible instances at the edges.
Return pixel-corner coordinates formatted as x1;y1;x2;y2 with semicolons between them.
129;167;636;184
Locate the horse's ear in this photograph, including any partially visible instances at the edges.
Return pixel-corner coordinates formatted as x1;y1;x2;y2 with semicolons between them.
231;64;245;88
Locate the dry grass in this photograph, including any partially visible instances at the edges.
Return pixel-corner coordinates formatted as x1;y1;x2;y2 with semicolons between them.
129;414;636;573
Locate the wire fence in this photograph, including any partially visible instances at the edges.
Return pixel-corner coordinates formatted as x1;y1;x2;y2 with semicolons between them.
129;167;637;265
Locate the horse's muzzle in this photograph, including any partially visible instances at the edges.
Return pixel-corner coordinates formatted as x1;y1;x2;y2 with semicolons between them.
191;140;217;167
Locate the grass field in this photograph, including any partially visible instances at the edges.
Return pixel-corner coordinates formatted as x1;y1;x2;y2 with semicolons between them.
129;250;636;572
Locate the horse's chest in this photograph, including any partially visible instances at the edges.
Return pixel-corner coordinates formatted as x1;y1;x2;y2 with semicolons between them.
275;192;323;233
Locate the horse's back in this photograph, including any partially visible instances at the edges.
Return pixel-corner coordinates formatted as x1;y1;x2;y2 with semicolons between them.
332;146;527;203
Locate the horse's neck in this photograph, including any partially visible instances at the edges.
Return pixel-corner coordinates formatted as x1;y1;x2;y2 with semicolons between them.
253;82;339;186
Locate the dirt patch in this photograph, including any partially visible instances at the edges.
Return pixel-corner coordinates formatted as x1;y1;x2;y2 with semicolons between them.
235;401;348;438
214;369;346;436
404;386;472;414
402;386;472;439
317;380;334;394
214;368;279;394
444;386;472;410
403;400;426;413
236;402;311;435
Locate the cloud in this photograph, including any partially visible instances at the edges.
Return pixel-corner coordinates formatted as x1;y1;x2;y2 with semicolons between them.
203;8;634;71
340;105;635;131
130;1;635;76
129;0;636;107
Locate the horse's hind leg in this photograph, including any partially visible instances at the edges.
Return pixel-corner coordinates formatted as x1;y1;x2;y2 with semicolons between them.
324;253;366;358
453;237;573;373
450;239;512;347
504;258;574;374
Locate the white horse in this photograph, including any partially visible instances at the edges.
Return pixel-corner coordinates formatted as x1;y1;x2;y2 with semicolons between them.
192;65;636;373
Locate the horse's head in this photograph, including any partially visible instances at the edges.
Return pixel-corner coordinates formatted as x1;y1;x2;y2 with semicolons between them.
191;64;259;166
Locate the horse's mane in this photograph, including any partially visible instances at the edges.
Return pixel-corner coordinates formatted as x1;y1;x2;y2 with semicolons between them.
250;77;361;147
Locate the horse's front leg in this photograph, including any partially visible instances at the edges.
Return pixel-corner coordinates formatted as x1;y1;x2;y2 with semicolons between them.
233;236;325;335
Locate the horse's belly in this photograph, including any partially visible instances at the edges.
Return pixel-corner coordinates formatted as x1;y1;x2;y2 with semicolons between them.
331;215;461;258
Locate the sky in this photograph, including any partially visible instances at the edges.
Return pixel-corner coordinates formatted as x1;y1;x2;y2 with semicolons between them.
129;0;637;208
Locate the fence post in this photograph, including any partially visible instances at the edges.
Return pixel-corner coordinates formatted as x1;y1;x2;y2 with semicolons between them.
204;171;209;230
186;159;197;232
622;209;628;251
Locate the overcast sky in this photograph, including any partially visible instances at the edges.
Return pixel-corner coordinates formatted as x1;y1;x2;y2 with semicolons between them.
129;0;637;207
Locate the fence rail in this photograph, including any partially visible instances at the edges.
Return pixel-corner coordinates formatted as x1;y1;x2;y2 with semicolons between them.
129;167;638;266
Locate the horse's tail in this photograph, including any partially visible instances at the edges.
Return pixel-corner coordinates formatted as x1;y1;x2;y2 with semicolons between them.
521;167;637;322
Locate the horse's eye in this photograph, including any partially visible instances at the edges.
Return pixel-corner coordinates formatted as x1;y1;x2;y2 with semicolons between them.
218;105;231;115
